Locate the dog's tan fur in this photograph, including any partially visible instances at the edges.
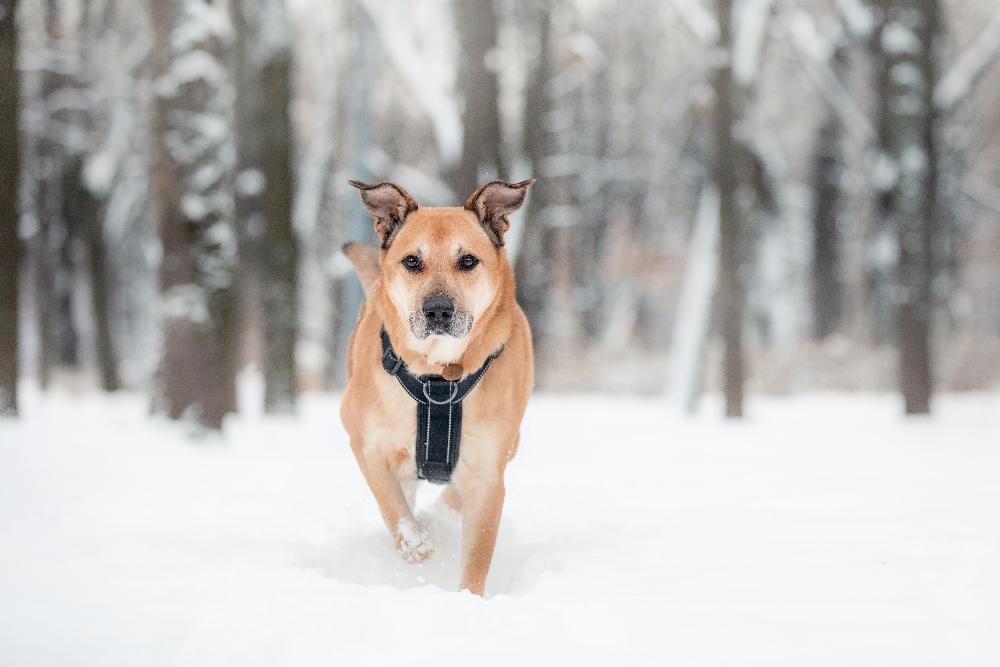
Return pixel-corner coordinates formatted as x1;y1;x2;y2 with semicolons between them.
340;180;534;596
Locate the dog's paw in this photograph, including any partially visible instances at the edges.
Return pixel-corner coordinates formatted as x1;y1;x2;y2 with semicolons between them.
395;518;434;564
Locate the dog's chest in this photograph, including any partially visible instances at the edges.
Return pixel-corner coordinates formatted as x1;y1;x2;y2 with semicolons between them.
365;372;499;477
367;374;418;445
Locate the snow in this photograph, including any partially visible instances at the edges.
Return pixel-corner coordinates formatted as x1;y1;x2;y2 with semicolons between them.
160;284;210;325
669;0;719;45
236;168;267;197
935;11;1000;112
181;193;209;220
733;0;772;86
359;0;462;167
666;184;718;414
164;50;229;91
171;0;233;54
3;388;1000;666
872;151;899;191
244;0;293;67
834;0;874;39
777;7;874;147
881;22;921;56
83;149;116;196
163;112;231;166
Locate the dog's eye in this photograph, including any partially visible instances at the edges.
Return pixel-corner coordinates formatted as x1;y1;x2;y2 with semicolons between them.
458;254;479;271
402;255;423;272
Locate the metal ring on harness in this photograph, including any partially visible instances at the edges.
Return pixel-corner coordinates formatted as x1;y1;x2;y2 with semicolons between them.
422;381;458;405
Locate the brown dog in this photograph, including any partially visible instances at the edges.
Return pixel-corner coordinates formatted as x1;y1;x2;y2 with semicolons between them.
340;178;535;596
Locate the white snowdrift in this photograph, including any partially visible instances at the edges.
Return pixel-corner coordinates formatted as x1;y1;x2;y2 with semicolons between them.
2;388;999;666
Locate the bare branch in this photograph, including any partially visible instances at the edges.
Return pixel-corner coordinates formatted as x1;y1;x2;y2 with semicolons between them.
774;5;875;148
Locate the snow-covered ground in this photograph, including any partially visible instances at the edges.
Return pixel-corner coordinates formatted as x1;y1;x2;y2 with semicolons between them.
2;388;999;666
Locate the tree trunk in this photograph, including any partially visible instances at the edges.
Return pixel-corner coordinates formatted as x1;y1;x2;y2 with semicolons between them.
811;46;847;340
514;5;556;350
85;197;121;392
880;0;939;415
0;0;20;415
151;0;239;431
331;4;374;389
232;0;298;413
64;154;122;392
867;21;896;344
452;0;504;198
34;0;82;384
714;0;745;418
75;0;121;391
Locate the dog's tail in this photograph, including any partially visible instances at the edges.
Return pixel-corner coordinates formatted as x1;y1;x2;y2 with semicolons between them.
342;242;379;298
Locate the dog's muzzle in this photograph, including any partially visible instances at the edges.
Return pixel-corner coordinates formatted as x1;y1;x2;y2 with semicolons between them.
411;295;473;339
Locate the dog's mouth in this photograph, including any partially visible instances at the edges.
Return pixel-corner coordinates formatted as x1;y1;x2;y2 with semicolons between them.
408;310;473;340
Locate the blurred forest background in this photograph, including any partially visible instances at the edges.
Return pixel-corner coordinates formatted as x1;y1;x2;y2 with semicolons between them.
1;0;1000;429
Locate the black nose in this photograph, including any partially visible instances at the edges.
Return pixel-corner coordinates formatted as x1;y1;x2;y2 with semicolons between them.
422;295;454;325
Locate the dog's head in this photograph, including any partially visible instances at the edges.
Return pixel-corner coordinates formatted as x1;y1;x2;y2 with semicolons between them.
349;178;533;359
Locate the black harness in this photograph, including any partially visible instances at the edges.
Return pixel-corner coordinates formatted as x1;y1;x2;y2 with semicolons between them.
380;328;503;484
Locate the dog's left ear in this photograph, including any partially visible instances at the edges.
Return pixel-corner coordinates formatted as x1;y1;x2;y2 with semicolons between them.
464;179;536;248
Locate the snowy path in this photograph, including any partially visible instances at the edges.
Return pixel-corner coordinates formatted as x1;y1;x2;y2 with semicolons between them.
2;390;999;666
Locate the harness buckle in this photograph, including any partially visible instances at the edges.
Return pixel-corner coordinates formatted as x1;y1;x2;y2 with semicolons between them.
383;348;403;375
422;381;458;405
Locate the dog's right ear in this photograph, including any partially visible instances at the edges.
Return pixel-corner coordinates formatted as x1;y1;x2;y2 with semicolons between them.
348;180;418;250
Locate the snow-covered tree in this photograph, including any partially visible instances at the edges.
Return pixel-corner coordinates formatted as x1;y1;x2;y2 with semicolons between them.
452;0;505;197
810;45;848;341
876;0;940;414
150;0;239;430
31;0;84;387
232;0;298;413
73;0;121;392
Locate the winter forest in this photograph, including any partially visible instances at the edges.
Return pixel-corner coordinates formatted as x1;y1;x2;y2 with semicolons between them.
1;0;998;424
3;0;1000;664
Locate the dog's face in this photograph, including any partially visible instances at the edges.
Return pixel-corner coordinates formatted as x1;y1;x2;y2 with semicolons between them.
350;179;533;356
384;208;495;341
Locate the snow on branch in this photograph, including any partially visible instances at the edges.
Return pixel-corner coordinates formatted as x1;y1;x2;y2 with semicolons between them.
359;0;462;167
171;0;233;54
669;0;718;45
834;0;874;39
733;0;773;86
775;6;875;147
936;11;1000;112
363;146;456;204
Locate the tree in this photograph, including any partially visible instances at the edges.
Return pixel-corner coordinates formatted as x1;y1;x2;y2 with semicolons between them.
714;0;745;418
811;45;848;341
876;0;940;414
0;0;20;416
452;0;505;198
71;0;121;391
150;0;239;430
514;4;557;350
33;0;82;386
232;0;298;413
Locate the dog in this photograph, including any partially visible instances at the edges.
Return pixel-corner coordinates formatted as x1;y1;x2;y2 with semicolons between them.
340;178;535;596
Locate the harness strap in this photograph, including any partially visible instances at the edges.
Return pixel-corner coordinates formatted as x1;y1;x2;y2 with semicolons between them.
380;328;502;484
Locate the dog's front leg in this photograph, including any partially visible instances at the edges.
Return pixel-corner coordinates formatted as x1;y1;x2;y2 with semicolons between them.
352;443;432;563
457;473;505;596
